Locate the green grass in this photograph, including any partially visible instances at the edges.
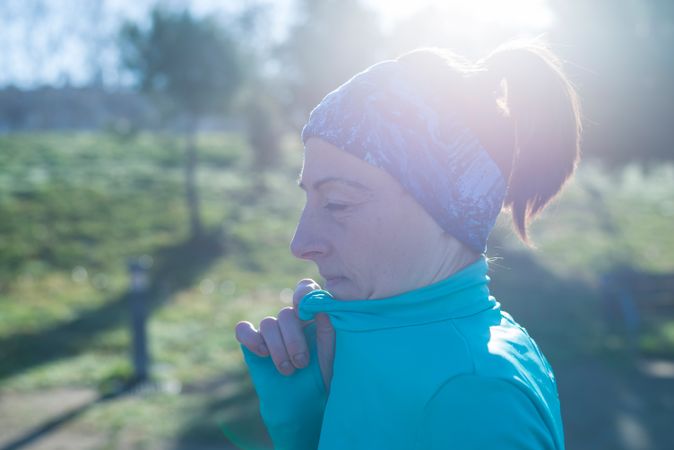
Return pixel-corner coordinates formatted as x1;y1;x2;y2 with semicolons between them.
492;161;674;276
0;131;672;447
0;131;311;447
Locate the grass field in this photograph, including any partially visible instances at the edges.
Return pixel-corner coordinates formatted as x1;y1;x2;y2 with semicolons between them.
0;131;672;448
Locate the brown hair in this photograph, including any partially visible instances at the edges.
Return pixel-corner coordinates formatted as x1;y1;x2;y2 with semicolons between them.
396;36;584;246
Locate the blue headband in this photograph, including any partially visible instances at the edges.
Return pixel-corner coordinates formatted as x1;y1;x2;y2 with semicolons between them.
300;59;507;254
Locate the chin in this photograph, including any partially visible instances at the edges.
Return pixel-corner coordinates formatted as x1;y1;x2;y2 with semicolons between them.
325;279;360;301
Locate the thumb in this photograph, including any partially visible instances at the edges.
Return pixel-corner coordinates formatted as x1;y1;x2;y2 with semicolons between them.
314;312;335;394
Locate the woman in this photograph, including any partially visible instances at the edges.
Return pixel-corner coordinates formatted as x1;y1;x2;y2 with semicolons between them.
234;36;582;450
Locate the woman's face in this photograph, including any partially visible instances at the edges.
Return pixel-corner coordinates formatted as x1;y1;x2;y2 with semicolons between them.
290;138;456;300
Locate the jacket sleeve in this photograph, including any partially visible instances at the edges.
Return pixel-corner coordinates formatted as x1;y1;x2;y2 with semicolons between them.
414;374;558;450
239;321;328;450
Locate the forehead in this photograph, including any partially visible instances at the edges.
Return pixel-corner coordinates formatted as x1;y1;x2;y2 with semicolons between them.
300;138;390;190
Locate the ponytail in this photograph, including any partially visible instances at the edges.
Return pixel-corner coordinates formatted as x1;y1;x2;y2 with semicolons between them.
475;36;584;245
395;38;584;247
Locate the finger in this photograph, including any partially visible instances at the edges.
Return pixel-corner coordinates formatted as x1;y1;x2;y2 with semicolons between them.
293;278;322;315
278;306;310;369
259;316;295;376
315;312;335;393
234;321;270;357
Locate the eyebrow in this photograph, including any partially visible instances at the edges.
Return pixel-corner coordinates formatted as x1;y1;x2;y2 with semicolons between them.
297;175;372;192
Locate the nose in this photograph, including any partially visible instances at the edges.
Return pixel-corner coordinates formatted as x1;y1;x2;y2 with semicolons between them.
290;206;329;260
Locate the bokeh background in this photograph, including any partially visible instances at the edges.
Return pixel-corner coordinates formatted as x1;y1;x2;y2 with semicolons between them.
0;0;673;449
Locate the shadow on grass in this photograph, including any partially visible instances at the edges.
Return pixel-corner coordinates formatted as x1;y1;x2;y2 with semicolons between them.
480;239;602;363
176;368;274;450
0;228;226;383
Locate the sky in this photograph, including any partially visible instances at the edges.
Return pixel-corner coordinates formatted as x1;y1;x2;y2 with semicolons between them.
364;0;553;31
0;0;553;88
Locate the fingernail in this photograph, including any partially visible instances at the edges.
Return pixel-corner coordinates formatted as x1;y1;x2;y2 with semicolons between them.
258;344;269;354
293;352;308;367
280;360;292;372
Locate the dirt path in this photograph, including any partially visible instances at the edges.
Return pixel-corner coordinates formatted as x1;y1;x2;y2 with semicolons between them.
0;388;105;450
1;357;673;450
0;387;239;450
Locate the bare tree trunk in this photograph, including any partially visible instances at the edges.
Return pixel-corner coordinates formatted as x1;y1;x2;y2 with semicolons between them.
185;116;202;240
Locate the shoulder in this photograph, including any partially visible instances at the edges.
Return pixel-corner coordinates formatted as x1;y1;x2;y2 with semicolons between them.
454;311;558;390
415;374;558;450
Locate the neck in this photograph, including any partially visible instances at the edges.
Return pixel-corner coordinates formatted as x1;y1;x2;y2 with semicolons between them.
364;234;481;300
427;235;481;286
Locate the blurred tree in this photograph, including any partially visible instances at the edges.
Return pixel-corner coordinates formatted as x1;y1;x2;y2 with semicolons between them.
227;3;287;194
547;0;674;166
119;8;244;239
275;0;386;128
244;91;284;173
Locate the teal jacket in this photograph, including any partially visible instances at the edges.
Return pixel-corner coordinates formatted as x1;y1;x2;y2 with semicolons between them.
238;255;564;449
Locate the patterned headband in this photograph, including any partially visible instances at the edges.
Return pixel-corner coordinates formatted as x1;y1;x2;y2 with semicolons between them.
300;59;507;254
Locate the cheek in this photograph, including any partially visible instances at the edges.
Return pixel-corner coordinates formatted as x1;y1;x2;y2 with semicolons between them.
335;204;422;297
341;206;404;259
372;203;424;261
329;209;385;270
333;214;377;255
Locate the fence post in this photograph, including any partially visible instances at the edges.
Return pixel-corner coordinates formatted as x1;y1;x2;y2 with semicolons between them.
128;258;150;382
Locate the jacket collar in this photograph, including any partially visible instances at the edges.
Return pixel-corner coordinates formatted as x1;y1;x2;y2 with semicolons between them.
298;254;500;332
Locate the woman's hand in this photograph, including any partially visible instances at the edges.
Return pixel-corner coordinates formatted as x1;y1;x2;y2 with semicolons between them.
235;279;335;392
